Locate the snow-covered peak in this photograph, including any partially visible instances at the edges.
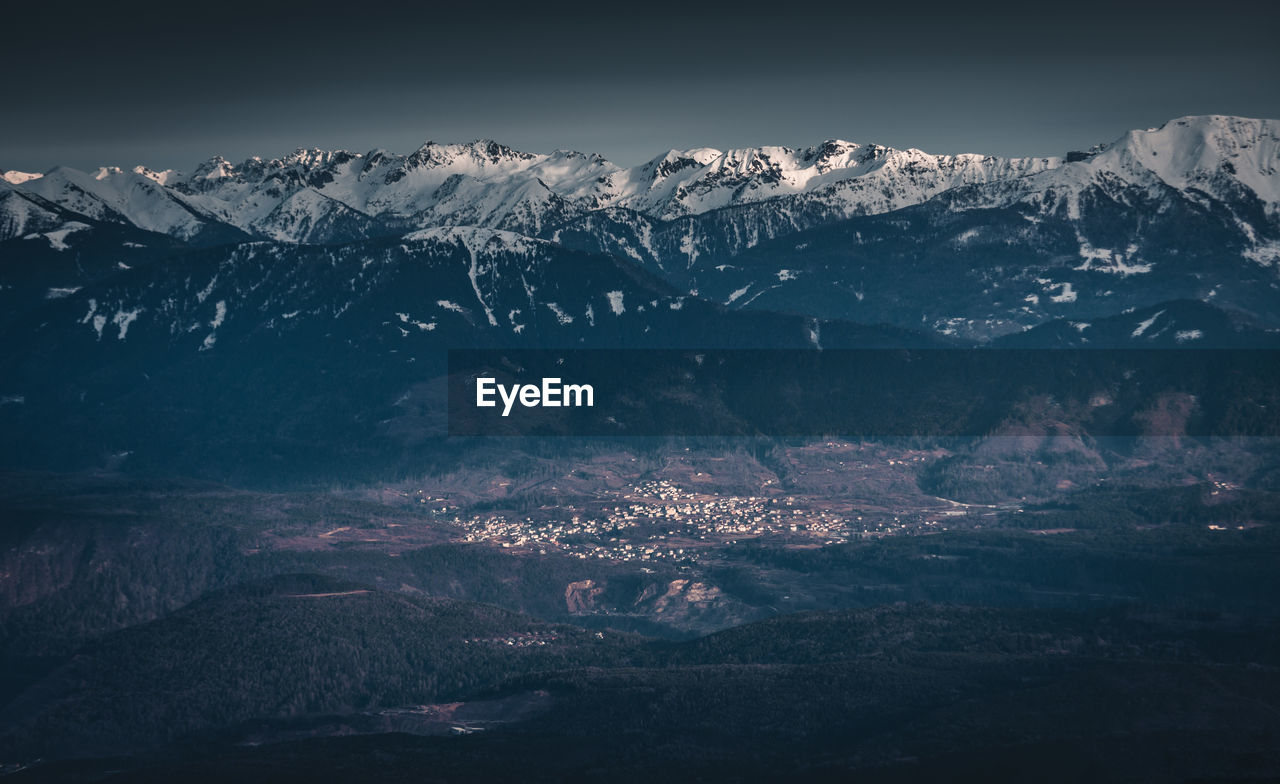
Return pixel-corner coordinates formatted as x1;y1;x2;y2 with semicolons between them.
21;165;228;241
191;155;237;182
128;166;181;187
400;139;538;172
605;138;1058;219
546;148;610;165
648;148;724;173
1094;115;1280;206
278;147;356;169
800;139;865;171
950;115;1280;224
708;145;794;173
2;170;43;185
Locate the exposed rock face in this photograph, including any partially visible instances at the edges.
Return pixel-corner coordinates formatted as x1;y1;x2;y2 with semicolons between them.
564;579;606;614
645;579;725;615
564;575;754;633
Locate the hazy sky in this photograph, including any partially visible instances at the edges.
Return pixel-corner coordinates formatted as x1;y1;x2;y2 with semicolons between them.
4;0;1279;172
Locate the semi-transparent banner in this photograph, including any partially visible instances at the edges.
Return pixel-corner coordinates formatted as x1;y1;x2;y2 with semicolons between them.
446;349;1280;437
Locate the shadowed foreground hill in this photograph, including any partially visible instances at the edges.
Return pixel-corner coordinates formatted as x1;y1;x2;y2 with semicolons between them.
8;601;1280;782
0;574;641;759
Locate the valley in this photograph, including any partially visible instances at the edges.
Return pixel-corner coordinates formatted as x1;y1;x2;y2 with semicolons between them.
1;433;1278;780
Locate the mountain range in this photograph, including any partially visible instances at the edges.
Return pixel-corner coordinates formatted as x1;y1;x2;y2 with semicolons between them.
4;114;1279;340
3;115;1280;477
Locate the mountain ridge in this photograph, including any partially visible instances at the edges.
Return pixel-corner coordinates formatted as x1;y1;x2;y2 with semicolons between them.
6;116;1276;341
11;115;1260;246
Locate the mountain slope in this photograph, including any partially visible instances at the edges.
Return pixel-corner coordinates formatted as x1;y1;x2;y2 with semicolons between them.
548;116;1280;338
20;166;249;246
0;227;941;479
995;299;1280;347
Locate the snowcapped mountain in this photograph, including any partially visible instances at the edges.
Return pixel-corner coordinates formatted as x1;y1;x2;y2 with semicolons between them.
6;115;1273;281
940;115;1280;262
154;141;617;242
3;115;1279;343
7;117;1274;262
548;116;1280;337
3;134;1059;246
16;166;248;245
603;141;1060;220
1043;115;1279;213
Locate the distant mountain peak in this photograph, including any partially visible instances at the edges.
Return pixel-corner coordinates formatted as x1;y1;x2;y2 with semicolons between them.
1;170;43;185
192;155;236;181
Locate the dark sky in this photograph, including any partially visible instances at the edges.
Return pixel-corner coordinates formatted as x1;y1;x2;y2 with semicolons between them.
4;0;1279;172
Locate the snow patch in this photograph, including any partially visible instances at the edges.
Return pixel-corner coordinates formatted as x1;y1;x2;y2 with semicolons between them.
42;222;90;251
606;290;625;315
1132;310;1166;337
112;308;141;340
1075;241;1153;275
1048;282;1077;303
196;275;217;303
1243;240;1280;267
1175;329;1203;342
456;232;500;327
45;287;81;299
680;227;700;264
546;302;574;325
210;300;226;329
725;285;751;305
